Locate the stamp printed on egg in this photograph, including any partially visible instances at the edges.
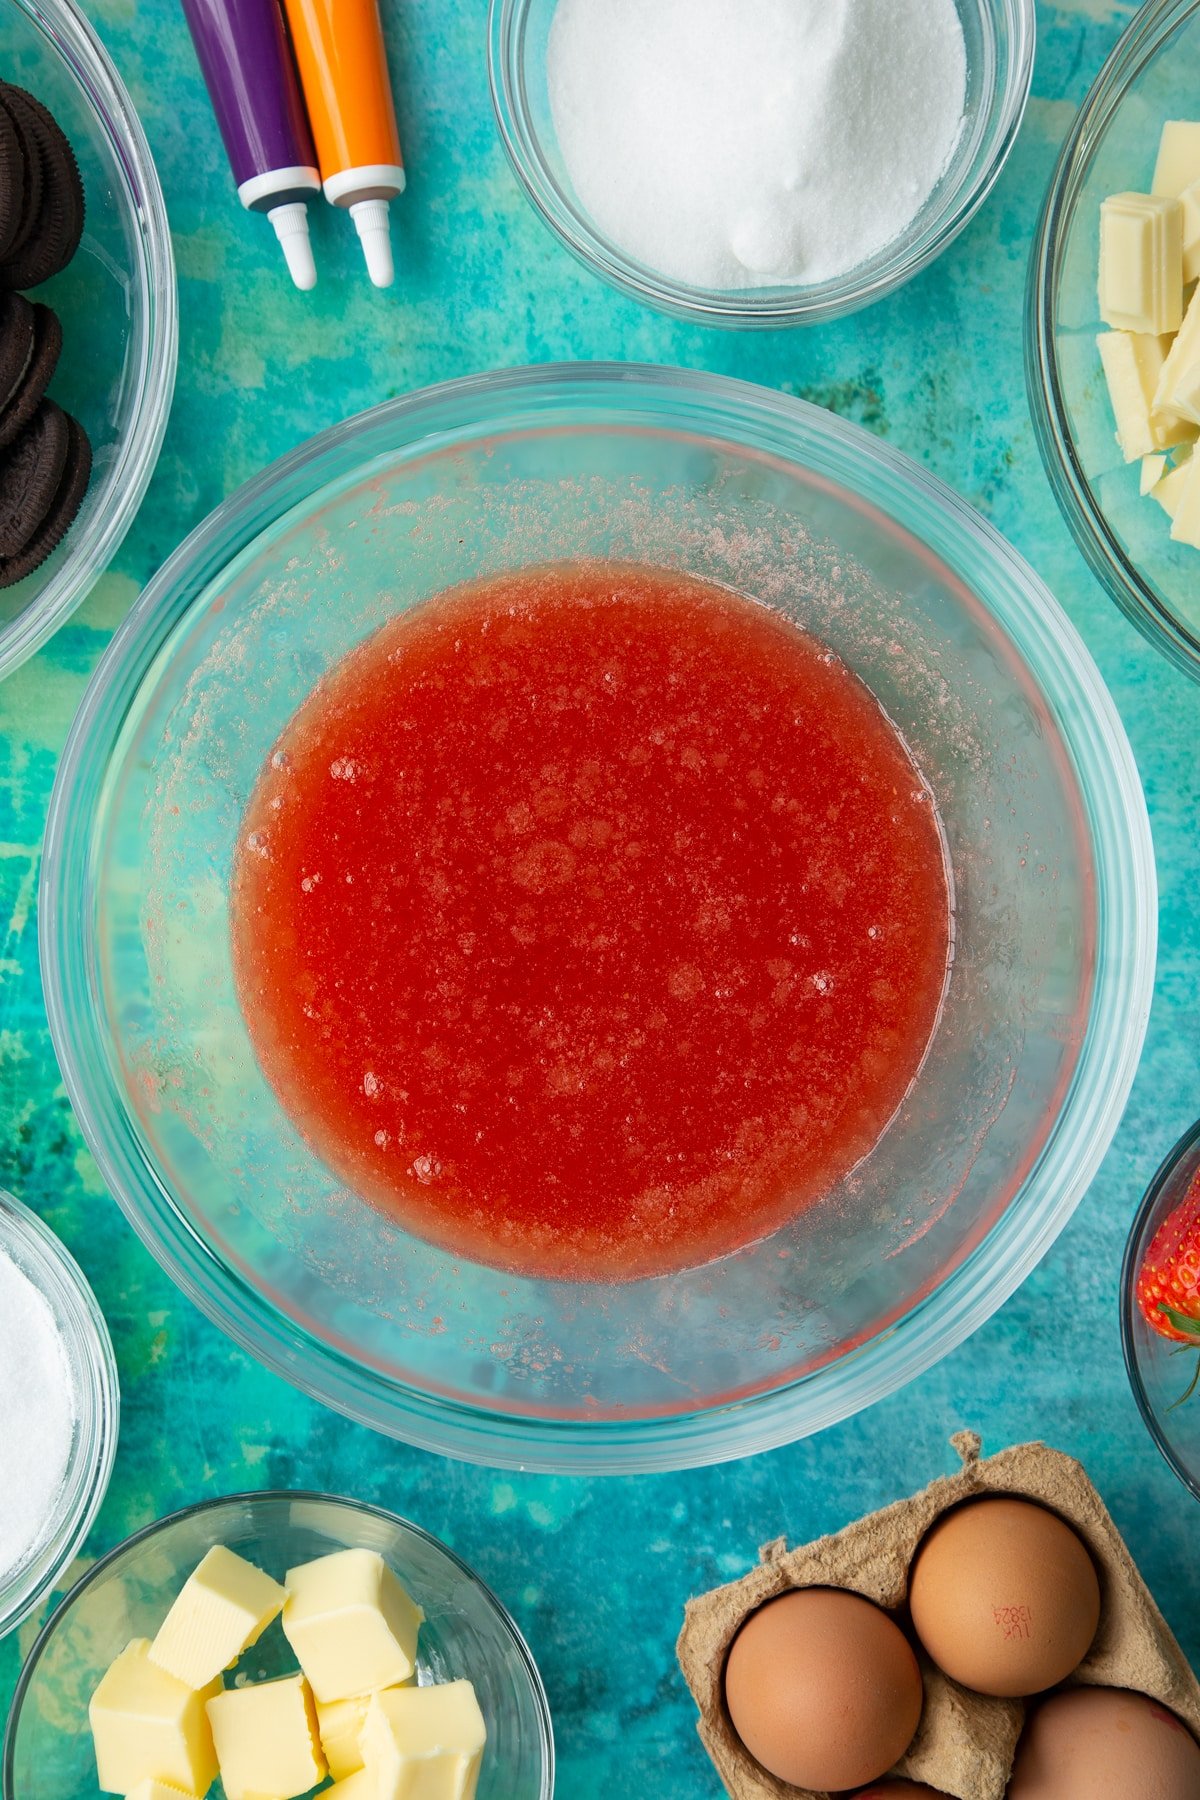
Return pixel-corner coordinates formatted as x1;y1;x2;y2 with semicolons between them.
994;1604;1033;1641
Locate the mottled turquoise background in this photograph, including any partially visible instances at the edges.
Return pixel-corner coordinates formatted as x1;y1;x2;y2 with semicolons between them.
2;1;1199;1793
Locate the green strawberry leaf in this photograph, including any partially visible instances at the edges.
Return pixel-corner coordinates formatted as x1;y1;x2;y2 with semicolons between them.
1157;1303;1200;1341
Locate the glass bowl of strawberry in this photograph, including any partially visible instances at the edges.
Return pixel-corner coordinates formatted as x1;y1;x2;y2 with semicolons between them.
1122;1117;1200;1499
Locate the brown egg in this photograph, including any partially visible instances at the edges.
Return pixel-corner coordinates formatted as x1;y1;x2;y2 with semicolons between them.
723;1587;924;1791
1008;1686;1200;1798
852;1784;953;1798
907;1496;1100;1697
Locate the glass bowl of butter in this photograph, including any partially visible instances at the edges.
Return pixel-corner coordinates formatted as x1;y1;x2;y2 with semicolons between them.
1;1491;554;1800
1029;0;1200;682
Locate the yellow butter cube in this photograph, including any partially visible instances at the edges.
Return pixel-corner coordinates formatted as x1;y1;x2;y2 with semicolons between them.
89;1638;220;1797
149;1546;286;1690
1100;192;1184;335
317;1681;415;1778
316;1692;373;1780
282;1549;423;1704
124;1783;195;1800
205;1672;326;1800
362;1682;487;1800
329;1771;376;1798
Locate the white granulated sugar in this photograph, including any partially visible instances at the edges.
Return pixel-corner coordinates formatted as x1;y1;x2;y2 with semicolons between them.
547;0;968;289
0;1250;76;1586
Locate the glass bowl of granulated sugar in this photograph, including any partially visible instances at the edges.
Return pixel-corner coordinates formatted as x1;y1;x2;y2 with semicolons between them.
489;0;1035;326
0;1191;118;1638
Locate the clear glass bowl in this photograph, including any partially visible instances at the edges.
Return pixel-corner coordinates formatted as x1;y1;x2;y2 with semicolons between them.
0;0;177;677
0;1190;118;1640
488;0;1035;326
40;364;1156;1474
1;1491;554;1800
1028;0;1200;683
1121;1117;1200;1502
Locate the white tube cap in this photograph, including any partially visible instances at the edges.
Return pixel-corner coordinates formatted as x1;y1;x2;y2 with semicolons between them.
350;197;395;288
269;201;317;292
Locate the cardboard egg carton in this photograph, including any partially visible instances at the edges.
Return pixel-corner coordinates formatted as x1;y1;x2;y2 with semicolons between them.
677;1434;1200;1800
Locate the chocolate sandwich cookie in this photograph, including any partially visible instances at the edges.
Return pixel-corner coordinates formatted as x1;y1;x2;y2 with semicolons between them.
0;303;61;449
0;85;46;259
0;290;36;411
0;410;90;587
0;398;69;559
0;97;23;260
0;83;84;289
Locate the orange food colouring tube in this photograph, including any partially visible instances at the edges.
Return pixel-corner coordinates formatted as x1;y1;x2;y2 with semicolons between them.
281;0;405;287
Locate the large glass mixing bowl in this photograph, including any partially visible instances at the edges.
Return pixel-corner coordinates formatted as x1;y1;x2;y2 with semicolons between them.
40;365;1156;1473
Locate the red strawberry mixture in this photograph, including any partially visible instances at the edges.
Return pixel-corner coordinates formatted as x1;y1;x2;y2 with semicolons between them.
231;563;953;1282
1137;1164;1200;1346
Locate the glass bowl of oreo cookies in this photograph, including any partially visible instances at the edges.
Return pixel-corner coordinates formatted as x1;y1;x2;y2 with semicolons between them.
0;0;176;676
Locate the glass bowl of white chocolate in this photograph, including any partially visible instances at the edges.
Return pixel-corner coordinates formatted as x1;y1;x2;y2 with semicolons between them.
1;1491;554;1800
1029;0;1200;681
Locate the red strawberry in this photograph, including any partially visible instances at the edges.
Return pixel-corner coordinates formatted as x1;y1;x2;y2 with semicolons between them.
1137;1170;1200;1355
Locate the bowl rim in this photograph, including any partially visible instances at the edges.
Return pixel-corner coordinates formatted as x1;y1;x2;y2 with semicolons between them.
39;361;1158;1474
1120;1114;1200;1504
1026;0;1200;684
0;1188;119;1640
487;0;1037;327
0;0;178;679
1;1486;556;1800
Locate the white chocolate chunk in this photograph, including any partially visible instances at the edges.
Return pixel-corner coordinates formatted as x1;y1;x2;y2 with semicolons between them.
124;1783;195;1800
88;1639;220;1798
1151;455;1193;520
206;1672;325;1800
1181;180;1200;284
1100;193;1183;334
1096;330;1192;459
1170;452;1200;545
1166;360;1200;427
1153;121;1200;199
149;1546;286;1690
282;1548;423;1704
1154;284;1200;421
328;1771;376;1798
1101;137;1200;551
362;1682;487;1800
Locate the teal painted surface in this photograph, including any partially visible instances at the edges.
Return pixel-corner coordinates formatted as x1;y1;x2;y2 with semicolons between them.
1;1;1198;1792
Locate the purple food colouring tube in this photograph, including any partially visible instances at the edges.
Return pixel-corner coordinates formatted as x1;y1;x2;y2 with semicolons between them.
181;0;320;290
